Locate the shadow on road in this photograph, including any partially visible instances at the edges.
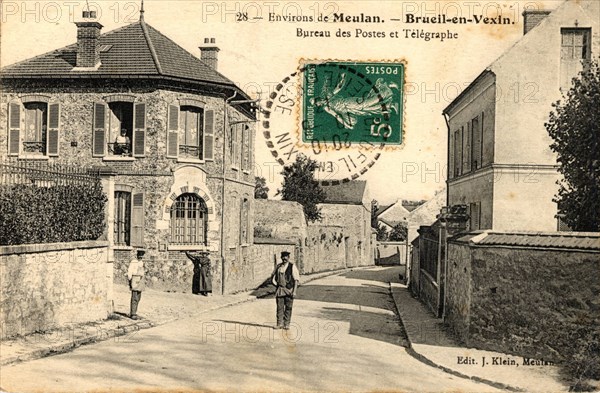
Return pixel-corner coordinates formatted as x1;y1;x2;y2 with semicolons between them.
338;266;402;284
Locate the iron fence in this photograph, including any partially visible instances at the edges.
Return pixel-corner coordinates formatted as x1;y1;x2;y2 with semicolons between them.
0;157;100;187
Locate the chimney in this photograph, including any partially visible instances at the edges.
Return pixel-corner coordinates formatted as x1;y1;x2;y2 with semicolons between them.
200;38;220;70
75;11;103;69
522;10;551;35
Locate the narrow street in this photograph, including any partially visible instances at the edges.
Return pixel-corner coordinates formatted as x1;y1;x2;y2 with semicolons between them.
0;268;498;392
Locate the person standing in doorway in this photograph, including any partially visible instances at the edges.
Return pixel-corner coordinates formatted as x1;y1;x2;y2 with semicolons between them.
185;251;212;296
127;249;146;319
271;251;300;330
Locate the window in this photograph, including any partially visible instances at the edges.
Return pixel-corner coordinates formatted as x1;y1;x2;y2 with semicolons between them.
114;191;131;245
93;101;146;158
560;28;591;90
179;106;204;159
107;102;133;156
462;123;471;174
471;115;482;170
240;197;249;244
8;100;60;157
242;125;250;171
469;202;481;230
171;194;208;245
166;104;214;161
23;102;47;155
561;28;591;61
113;188;144;247
453;129;462;177
231;122;240;169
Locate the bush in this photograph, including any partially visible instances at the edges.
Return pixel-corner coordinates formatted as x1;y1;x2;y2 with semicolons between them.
560;321;600;391
0;181;107;245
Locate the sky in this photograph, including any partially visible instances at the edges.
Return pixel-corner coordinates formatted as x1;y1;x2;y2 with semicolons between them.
0;0;563;203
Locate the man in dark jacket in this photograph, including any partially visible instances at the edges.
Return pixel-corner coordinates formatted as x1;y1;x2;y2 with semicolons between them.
185;251;212;296
271;251;300;329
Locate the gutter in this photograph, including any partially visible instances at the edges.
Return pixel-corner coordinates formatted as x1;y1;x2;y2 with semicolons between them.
220;90;238;295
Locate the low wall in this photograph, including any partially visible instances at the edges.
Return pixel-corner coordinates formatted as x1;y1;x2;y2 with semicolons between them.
114;249;222;294
225;239;297;293
0;241;110;338
446;237;600;361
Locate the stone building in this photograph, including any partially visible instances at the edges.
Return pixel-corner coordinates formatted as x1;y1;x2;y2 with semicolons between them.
0;12;257;294
443;0;599;231
254;181;375;274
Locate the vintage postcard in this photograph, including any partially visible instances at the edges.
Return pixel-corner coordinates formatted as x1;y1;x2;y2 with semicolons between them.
1;0;599;392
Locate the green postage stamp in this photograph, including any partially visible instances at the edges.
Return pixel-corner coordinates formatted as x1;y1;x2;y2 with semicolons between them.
302;61;405;146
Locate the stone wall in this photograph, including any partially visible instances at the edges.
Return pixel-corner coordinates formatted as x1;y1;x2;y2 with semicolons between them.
254;199;374;275
0;241;110;338
254;199;306;242
445;239;600;361
304;225;347;273
444;241;472;341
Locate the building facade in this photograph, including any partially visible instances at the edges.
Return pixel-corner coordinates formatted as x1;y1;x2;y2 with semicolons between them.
0;13;257;294
444;0;599;231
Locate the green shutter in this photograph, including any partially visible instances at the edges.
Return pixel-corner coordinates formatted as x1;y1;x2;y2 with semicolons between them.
93;102;107;157
204;109;214;161
133;103;146;157
47;103;60;157
166;104;179;158
130;192;145;248
8;102;21;156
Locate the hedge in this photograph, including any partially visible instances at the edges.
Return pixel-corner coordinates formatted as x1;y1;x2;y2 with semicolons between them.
0;181;107;245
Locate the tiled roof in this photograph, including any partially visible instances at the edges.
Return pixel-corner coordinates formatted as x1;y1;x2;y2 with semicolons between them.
1;20;235;87
321;180;367;205
453;231;600;251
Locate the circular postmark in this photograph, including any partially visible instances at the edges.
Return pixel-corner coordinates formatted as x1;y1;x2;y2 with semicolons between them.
261;61;404;185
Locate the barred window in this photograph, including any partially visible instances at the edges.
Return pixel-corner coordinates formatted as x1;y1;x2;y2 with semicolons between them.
171;193;208;245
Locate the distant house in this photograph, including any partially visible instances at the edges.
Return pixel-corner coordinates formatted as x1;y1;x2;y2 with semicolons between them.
317;180;374;269
376;199;410;231
443;0;599;232
0;11;257;294
406;189;446;243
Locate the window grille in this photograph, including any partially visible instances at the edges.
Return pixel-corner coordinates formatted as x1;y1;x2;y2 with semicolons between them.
171;193;208;245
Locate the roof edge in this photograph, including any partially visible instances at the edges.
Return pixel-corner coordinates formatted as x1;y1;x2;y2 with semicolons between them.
139;20;163;75
443;69;495;115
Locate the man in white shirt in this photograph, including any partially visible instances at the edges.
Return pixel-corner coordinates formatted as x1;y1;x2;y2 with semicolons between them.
271;251;300;329
127;249;146;319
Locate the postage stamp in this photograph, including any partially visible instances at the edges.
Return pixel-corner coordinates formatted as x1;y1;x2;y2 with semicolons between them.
301;61;405;146
262;63;390;185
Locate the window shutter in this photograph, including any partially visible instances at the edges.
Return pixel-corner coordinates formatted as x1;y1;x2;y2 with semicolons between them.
130;192;145;248
8;102;21;156
166;104;179;158
93;102;107;157
241;125;248;170
47;103;60;157
133;103;146;157
204;109;215;161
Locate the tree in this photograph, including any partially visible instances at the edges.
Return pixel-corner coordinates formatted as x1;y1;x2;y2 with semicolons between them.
546;61;600;231
254;176;269;199
376;224;388;241
389;222;408;241
279;154;326;222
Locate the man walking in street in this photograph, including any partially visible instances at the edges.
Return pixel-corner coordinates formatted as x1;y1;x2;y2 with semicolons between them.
127;249;146;319
271;251;300;330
